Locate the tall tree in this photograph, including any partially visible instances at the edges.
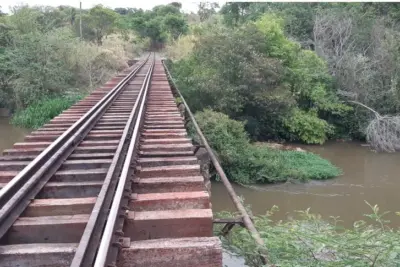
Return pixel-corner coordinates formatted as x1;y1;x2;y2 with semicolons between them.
129;4;188;48
59;6;77;26
169;2;182;10
220;2;251;26
198;2;219;22
79;5;118;45
163;13;188;39
114;8;128;15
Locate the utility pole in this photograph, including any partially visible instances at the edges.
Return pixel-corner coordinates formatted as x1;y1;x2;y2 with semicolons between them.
79;1;83;41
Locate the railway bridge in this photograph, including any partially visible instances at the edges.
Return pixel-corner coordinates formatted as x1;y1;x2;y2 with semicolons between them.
0;54;266;267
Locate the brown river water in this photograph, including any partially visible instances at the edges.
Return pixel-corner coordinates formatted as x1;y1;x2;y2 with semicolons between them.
212;141;400;228
0;117;30;152
1;118;400;266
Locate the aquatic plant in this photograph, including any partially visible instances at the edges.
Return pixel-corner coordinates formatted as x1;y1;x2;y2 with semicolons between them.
11;94;83;129
215;203;400;266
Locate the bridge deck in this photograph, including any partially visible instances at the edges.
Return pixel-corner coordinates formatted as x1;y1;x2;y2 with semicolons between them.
0;59;222;266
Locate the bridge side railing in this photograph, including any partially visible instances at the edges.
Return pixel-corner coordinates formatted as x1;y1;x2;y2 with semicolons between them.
162;60;269;265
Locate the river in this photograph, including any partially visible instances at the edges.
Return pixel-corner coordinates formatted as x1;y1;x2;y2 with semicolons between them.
1;118;400;266
1;119;400;227
0;117;30;152
212;141;400;228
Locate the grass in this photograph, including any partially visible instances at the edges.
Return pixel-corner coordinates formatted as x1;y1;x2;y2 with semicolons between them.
11;94;84;129
193;109;341;184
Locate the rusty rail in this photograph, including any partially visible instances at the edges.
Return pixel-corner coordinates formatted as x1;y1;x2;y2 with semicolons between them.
71;54;154;267
93;54;155;267
162;60;269;265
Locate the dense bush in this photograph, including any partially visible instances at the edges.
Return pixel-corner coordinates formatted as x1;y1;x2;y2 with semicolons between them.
168;14;350;144
193;110;341;184
284;108;333;144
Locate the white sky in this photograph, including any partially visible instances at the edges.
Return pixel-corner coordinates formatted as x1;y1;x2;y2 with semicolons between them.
0;0;227;13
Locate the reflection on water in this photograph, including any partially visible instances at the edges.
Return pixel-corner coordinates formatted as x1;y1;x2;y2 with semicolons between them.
212;141;400;228
0;117;30;152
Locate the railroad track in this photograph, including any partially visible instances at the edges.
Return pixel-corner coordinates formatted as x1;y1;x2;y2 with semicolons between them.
0;53;222;267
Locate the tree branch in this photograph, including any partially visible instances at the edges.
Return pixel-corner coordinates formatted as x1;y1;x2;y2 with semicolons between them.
348;100;381;118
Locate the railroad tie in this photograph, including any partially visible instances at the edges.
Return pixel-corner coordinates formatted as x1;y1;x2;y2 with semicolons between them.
118;61;222;267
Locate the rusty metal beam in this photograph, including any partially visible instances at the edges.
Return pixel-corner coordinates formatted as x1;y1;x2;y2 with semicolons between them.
213;217;245;225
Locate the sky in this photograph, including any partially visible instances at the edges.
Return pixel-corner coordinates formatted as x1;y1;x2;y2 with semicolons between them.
0;0;227;13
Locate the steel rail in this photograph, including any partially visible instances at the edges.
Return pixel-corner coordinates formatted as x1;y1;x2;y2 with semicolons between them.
93;53;155;267
162;60;269;265
0;53;150;241
71;54;155;267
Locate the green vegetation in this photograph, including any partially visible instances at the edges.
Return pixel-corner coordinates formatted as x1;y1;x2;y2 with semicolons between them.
192;110;340;183
113;4;188;48
2;3;400;265
167;13;350;145
167;2;400;147
216;204;400;266
78;5;119;45
12;94;84;129
171;4;400;264
0;3;190;128
164;2;400;184
0;4;148;128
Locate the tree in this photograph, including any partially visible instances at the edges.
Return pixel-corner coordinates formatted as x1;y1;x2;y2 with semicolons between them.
81;5;118;45
169;13;350;144
198;2;219;22
163;14;188;39
220;2;251;26
8;5;42;34
169;2;182;10
0;4;146;114
153;4;180;16
114;8;128;15
35;6;67;31
58;6;77;26
129;4;188;48
145;17;166;45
